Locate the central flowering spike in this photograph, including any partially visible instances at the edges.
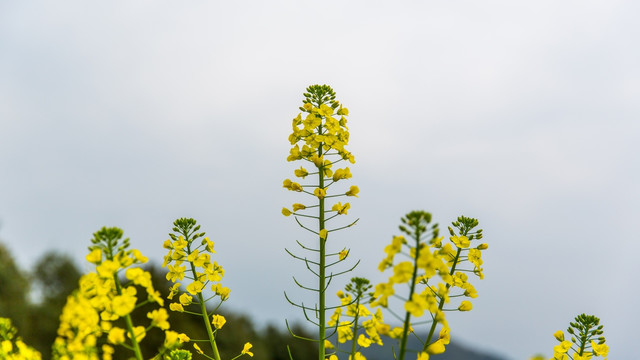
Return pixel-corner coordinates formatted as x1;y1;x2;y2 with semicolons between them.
282;85;360;360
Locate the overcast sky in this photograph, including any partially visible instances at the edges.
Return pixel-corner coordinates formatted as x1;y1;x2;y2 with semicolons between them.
1;1;638;359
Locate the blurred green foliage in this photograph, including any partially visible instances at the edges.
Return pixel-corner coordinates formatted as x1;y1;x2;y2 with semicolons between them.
0;243;30;337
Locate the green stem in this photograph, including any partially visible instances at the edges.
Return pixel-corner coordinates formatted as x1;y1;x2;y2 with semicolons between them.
187;237;221;360
113;273;143;360
423;247;463;351
578;327;590;356
398;228;422;360
318;135;326;360
197;290;221;360
350;296;361;359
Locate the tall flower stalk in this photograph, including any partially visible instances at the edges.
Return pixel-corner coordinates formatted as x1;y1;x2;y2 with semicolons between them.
53;227;175;360
162;218;253;360
371;212;486;360
326;278;384;360
282;85;359;360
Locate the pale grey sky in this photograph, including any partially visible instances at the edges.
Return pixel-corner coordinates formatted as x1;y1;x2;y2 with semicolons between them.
1;1;638;359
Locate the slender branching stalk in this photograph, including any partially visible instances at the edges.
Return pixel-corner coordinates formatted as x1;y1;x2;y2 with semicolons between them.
282;85;359;360
372;212;487;360
163;218;252;360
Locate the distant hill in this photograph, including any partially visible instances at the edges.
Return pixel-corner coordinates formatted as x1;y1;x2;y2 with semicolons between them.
357;335;510;360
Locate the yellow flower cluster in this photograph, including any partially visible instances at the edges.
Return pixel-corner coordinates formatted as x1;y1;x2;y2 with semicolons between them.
371;213;486;358
282;85;359;222
373;234;450;315
327;292;385;350
551;336;608;360
54;227;186;360
161;218;251;360
324;278;385;360
53;288;101;360
550;315;608;360
162;234;230;311
0;318;41;360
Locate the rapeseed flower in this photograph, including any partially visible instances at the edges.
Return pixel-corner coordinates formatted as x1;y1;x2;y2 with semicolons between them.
107;328;125;345
241;343;254;357
148;309;170;330
169;303;184;312
426;340;446;355
553;330;564;341
345;185;359;197
86;249;102;264
332;202;351;215
211;314;226;330
591;342;608;357
458;301;473;311
163;330;189;349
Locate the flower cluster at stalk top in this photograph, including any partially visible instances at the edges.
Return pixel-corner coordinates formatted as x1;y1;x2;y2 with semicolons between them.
162;218;230;312
282;84;359;222
54;227;187;360
0;317;42;360
551;314;608;360
326;278;386;360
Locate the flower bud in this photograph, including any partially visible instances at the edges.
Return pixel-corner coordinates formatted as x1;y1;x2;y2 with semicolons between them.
458;301;473;311
553;330;564;341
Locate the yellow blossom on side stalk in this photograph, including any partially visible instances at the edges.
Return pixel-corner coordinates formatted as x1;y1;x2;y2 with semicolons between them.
169;303;184;312
86;249;102;264
241;343;254;357
295;166;309;178
332;202;351;215
553;330;564;341
211;314;226;330
458;301;473;311
426;340;446;355
147;309;170;330
164;330;190;349
345;185;359;197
